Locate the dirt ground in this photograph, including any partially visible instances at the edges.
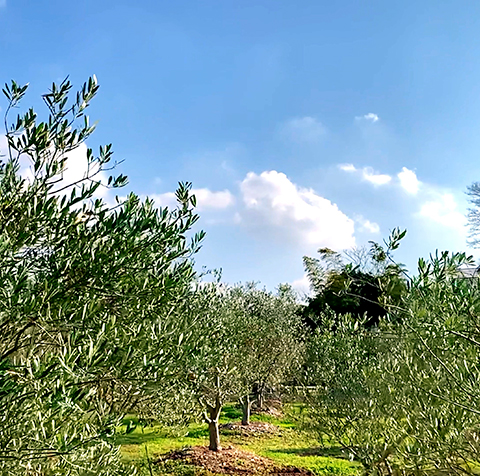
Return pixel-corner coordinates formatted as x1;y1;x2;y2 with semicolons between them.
154;414;312;476
156;445;314;476
156;446;313;476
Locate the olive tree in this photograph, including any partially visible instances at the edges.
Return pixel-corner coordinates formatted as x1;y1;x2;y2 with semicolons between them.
305;229;480;474
0;78;204;474
231;284;304;425
384;250;480;474
176;283;304;450
178;283;248;451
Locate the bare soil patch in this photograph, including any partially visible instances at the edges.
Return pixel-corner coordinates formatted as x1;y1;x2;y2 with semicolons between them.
156;445;314;476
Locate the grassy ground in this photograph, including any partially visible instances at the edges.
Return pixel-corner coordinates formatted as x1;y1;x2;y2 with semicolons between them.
116;405;360;475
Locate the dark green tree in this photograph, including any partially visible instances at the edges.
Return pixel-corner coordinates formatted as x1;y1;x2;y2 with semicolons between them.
302;240;406;330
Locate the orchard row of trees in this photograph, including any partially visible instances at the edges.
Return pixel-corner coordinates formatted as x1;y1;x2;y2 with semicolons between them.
3;77;480;475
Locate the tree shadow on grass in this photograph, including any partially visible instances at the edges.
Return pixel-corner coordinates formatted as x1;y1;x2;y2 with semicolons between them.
116;426;210;445
222;405;243;421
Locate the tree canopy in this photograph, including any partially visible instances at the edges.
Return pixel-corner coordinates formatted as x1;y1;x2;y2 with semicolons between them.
302;241;406;330
0;77;204;474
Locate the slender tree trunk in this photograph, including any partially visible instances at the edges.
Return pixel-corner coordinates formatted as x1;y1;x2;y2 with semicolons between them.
206;395;222;451
258;391;264;410
241;395;251;426
253;383;265;410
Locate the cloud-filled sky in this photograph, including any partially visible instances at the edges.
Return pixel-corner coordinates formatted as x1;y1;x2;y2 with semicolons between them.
1;0;480;291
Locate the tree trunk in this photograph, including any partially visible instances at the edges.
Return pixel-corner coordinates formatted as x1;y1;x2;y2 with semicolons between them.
208;418;221;451
258;391;264;410
253;383;265;410
241;395;251;426
207;397;222;451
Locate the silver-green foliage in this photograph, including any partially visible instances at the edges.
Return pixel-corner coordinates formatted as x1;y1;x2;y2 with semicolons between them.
232;284;305;409
306;230;480;475
166;282;304;449
0;78;203;474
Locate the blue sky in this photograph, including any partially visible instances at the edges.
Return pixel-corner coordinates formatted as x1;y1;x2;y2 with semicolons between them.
2;0;480;291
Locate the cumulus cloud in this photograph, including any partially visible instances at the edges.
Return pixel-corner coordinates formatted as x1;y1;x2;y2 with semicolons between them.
291;274;312;297
334;161;470;238
2;139;113;202
56;144;111;199
338;163;391;186
239;170;355;250
151;188;234;211
192;188;235;209
361;167;392;186
356;216;380;234
419;193;466;230
282;116;326;143
339;163;421;192
336;162;466;235
355;113;379;123
149;192;176;208
398;167;420;195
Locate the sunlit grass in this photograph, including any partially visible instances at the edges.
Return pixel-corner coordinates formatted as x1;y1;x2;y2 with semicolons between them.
116;404;360;475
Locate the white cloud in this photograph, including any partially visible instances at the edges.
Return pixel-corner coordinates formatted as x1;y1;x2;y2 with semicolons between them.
356;216;380;234
338;163;391;186
282;116;326;143
191;188;235;209
419;193;466;229
362;167;392;186
151;188;234;211
239;170;355;250
338;163;356;172
291;274;312;297
4;139;112;202
57;144;111;199
150;192;177;208
0;134;7;156
355;113;379;123
398;167;420;195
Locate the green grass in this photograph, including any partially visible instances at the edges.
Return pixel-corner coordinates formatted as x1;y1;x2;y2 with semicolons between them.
116;404;360;475
238;433;357;476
